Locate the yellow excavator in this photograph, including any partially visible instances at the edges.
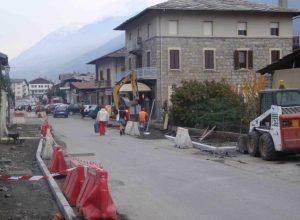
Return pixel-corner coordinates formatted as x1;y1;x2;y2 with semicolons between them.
112;71;139;110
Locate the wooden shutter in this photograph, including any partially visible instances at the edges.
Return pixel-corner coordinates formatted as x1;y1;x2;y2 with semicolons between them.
234;51;239;70
174;50;179;69
248;50;253;69
100;70;104;80
170;50;174;69
107;69;111;81
96;66;99;81
170;49;180;69
147;52;151;67
271;50;280;63
205;50;214;69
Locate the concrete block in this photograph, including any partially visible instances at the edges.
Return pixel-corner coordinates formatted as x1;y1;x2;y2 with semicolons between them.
125;121;140;136
175;127;192;148
41;129;54;159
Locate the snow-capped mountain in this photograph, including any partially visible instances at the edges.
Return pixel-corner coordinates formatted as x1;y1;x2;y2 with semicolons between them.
10;16;126;80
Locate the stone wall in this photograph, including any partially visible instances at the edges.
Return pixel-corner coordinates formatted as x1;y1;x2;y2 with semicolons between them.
142;36;293;107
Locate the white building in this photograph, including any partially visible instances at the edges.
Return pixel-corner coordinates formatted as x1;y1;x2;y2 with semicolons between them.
11;79;29;100
29;77;53;99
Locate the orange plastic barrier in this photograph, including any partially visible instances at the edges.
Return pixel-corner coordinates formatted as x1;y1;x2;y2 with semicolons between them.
63;160;86;206
48;145;67;175
41;121;50;138
14;112;25;117
76;166;116;220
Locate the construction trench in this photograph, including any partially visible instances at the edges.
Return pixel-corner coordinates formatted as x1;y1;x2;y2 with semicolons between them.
1;113;300;219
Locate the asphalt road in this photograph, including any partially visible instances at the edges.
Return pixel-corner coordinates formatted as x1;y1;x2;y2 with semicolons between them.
49;116;300;220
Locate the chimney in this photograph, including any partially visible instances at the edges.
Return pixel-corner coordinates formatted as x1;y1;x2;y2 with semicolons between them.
278;0;288;8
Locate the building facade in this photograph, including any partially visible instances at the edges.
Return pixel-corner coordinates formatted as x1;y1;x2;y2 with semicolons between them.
11;79;29;100
114;0;300;117
29;77;53;99
88;48;126;105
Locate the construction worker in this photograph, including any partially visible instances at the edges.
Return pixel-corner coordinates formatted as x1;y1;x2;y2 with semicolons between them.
138;108;148;131
118;105;126;136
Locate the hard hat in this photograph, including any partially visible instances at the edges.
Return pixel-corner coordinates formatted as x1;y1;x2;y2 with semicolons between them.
279;80;285;89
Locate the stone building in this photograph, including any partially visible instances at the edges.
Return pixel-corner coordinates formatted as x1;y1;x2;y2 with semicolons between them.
114;0;300;117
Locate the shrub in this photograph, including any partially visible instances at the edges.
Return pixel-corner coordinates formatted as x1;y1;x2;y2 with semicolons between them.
170;79;245;132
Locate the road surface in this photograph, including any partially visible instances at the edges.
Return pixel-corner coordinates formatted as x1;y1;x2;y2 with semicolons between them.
49;116;300;220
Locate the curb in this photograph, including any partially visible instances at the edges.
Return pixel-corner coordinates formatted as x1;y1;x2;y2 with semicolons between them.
36;139;76;220
165;135;237;152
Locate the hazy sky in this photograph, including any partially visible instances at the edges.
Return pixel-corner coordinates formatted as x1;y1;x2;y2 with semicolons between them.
0;0;299;59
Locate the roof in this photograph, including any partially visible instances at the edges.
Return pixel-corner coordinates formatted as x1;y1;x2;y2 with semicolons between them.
87;47;126;64
70;81;98;90
115;0;300;30
29;77;52;84
11;79;27;84
257;49;300;74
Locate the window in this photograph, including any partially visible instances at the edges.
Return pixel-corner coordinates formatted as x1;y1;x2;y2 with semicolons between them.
204;49;215;70
137;27;140;37
237;22;247;36
129;58;132;70
107;69;111;81
169;49;180;70
147;24;151;38
168;20;178;35
270;22;279;36
129;32;132;41
203;21;213;36
234;50;253;70
146;51;151;67
270;50;281;63
100;70;104;80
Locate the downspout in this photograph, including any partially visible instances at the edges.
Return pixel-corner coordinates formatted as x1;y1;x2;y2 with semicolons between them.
159;10;163;119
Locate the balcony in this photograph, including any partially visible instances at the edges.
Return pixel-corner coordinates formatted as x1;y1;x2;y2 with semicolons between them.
116;67;158;82
127;37;142;55
96;80;112;88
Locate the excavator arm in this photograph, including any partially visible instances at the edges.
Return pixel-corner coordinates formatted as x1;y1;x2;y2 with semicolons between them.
113;71;139;110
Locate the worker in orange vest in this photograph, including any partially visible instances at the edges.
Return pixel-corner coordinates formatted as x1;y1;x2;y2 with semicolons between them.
138;108;148;131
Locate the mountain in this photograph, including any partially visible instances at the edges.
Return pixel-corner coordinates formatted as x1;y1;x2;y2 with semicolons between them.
10;16;127;80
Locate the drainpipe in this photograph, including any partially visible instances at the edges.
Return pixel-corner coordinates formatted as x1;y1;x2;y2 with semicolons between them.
159;11;163;119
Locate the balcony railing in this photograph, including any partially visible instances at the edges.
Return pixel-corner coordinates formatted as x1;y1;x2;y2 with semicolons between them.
96;80;112;88
115;67;158;82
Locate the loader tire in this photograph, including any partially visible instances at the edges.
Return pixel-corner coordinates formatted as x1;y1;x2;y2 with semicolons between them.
247;131;260;157
259;133;278;161
237;135;248;154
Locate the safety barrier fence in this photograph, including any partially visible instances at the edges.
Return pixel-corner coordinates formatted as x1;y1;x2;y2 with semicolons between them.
41;121;117;220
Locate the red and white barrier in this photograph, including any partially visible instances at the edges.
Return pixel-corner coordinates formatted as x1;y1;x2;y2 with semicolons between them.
12;111;26;124
0;175;48;180
76;166;117;220
48;145;68;176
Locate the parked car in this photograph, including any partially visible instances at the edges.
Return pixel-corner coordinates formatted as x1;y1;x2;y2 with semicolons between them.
15;104;28;111
88;105;100;119
46;103;64;115
67;103;80;115
53;105;68;118
83;105;93;117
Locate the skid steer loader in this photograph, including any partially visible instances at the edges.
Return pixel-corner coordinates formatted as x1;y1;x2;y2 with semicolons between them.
238;82;300;160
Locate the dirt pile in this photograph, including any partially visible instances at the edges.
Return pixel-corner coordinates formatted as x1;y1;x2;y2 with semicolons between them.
0;124;60;219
